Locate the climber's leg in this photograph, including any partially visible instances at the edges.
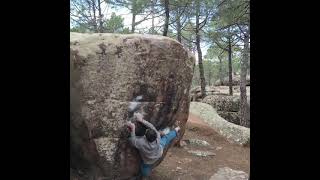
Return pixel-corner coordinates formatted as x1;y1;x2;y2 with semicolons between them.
140;162;152;178
160;130;177;148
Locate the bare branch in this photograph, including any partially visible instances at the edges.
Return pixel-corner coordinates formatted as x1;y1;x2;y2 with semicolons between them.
180;15;189;27
167;2;191;27
218;49;225;58
236;23;246;37
235;32;244;41
134;11;166;26
213;38;228;51
199;11;212;30
216;0;228;8
231;38;241;47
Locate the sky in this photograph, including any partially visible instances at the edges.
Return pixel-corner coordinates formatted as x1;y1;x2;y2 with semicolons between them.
70;2;209;63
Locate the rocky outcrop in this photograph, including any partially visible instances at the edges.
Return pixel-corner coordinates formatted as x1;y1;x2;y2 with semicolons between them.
217;111;240;125
202;95;240;112
190;86;229;102
70;32;194;179
214;75;250;86
189;102;249;146
202;95;250;127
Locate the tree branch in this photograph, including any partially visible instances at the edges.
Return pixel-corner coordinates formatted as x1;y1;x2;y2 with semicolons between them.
236;23;247;37
181;33;196;44
213;38;228;51
180;15;189;27
216;0;228;8
235;32;244;41
134;11;165;26
166;2;190;27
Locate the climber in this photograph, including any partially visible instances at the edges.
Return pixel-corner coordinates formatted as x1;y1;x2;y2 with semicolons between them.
126;112;180;179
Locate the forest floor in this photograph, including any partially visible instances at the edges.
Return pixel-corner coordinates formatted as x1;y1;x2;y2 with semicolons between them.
150;113;250;180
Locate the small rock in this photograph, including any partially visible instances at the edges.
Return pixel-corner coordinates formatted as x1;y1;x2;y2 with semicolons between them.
216;146;223;150
180;140;187;147
87;100;96;105
183;158;192;163
177;167;182;170
178;161;182;164
188;150;216;157
185;139;210;146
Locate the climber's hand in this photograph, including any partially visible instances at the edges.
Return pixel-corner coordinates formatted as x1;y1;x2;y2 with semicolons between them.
126;121;135;130
134;112;144;122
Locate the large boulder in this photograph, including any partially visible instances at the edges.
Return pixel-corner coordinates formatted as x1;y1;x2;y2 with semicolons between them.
214;75;250;86
189;102;250;145
70;32;194;179
202;95;240;112
217;111;240;125
189;86;228;102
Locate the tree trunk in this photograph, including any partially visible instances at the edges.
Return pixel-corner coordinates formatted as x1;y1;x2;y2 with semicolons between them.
218;55;223;85
131;13;136;33
91;0;98;32
208;70;212;86
247;59;250;76
163;0;169;36
97;0;103;33
176;8;182;42
228;36;233;95
151;0;155;34
240;33;250;127
192;47;196;74
196;0;206;98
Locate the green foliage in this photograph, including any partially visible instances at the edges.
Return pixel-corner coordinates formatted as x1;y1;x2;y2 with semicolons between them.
203;60;216;86
121;27;131;34
131;0;150;14
104;12;125;33
71;0;108;33
107;0;150;15
70;24;90;33
232;53;241;74
192;60;224;87
181;21;196;50
193;45;243;88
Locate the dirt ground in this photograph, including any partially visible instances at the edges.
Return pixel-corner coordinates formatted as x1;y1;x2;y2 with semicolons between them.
150;113;250;180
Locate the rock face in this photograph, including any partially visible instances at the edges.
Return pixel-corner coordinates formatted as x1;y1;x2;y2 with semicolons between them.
70;33;194;179
202;95;240;112
189;102;249;146
202;95;250;127
209;167;249;180
189;85;250;102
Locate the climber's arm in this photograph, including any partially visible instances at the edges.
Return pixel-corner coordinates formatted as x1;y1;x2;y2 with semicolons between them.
127;122;140;148
135;113;161;142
